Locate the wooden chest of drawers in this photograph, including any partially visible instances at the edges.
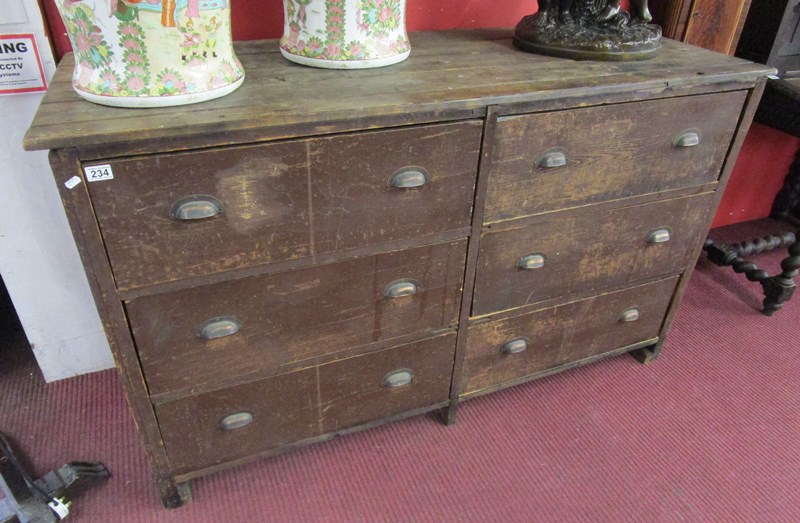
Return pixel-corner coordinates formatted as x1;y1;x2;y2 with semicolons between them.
24;30;772;507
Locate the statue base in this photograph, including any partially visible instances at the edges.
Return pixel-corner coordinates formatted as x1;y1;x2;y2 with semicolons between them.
513;13;662;61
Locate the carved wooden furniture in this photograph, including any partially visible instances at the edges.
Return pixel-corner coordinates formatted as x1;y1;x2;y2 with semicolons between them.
698;0;800;315
24;30;771;508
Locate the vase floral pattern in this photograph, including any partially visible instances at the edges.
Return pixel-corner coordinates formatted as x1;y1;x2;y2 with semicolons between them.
281;0;410;68
55;0;244;107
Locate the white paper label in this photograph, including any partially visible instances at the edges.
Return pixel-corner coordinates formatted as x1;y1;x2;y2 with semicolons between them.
84;164;114;182
64;176;82;189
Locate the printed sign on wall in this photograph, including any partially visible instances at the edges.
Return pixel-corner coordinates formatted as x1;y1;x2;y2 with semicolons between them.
0;34;47;95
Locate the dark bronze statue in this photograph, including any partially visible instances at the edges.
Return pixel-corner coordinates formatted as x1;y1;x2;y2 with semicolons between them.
515;0;661;60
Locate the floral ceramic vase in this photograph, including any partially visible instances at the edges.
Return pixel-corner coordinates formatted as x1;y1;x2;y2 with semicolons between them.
280;0;410;69
55;0;245;107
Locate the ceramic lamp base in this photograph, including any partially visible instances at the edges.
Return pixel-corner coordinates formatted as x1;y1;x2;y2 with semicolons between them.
279;49;410;70
73;76;245;108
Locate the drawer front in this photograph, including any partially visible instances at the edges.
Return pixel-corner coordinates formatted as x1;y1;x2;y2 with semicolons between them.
485;91;745;222
88;121;482;291
318;332;456;433
462;277;678;396
473;192;714;316
127;240;467;396
156;333;456;474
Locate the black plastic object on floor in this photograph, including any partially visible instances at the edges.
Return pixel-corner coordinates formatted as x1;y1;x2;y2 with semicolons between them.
0;432;109;522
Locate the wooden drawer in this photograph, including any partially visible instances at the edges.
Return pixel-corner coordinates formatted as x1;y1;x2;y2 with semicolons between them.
87;121;482;291
484;91;745;222
127;240;467;397
473;192;714;316
462;277;679;396
156;333;456;474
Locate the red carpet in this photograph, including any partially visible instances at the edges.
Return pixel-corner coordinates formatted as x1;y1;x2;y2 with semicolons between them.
1;219;798;522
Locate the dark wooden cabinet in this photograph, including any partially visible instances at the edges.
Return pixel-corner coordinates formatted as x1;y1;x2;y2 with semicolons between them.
24;30;771;508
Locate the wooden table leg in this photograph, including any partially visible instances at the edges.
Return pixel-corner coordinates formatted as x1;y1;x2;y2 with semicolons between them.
761;237;800;315
703;231;798;315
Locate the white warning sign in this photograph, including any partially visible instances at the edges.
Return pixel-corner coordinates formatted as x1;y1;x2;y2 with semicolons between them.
0;34;47;95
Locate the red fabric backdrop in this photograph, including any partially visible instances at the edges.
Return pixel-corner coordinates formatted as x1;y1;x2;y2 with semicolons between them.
42;0;791;227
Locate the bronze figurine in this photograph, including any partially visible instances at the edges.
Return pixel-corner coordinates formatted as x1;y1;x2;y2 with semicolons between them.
515;0;661;61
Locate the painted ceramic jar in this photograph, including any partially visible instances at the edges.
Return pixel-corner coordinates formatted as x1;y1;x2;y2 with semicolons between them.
54;0;244;107
280;0;410;69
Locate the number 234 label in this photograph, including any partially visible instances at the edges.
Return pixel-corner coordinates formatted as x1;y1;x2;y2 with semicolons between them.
83;164;114;182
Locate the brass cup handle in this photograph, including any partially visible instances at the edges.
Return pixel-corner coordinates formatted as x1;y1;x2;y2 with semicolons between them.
517;253;546;270
219;411;254;430
537;150;568;168
647;228;672;244
170;195;224;221
197;317;241;340
619;308;640;323
389;166;429;188
673;130;701;148
382;369;415;388
501;338;529;355
384;279;419;298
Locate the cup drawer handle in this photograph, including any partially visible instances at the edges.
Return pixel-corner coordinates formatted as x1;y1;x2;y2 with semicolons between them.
384;279;419;298
382;369;415;388
170;195;224;221
389;166;428;189
673;130;701;148
538;150;568;168
517;253;546;270
219;411;253;430
501;338;528;354
647;228;671;244
619;308;640;323
197;317;241;340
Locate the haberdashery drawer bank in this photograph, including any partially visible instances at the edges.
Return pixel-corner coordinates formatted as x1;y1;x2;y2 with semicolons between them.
25;30;772;507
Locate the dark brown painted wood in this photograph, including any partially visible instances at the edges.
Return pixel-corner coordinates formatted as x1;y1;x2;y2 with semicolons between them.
444;106;499;425
147;326;457;405
118;228;471;301
172;401;449;484
318;332;455;432
48;149;182;506
633;78;768;363
484;91;746;223
462;277;679;396
24;32;772;154
156;333;455;474
127;240;466;396
87;122;481;291
156;365;320;475
29;31;773;507
460;337;659;401
472;192;717;316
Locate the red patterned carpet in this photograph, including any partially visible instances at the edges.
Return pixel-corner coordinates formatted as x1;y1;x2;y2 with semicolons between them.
1;219;798;522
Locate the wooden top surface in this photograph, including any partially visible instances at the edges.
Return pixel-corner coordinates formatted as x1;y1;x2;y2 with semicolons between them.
24;29;774;152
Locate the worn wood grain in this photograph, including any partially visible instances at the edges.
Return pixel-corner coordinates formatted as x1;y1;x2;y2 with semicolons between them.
472;192;716;316
127;240;466;396
318;332;455;432
156;332;455;474
633;78;769;363
444;105;499;425
460;338;659;402
485;91;746;222
87;122;481;291
48;149;182;506
682;0;752;55
29;30;773;507
462;277;678;396
24;31;772;153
